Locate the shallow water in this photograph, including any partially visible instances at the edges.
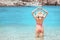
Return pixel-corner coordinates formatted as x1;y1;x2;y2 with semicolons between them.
0;26;60;40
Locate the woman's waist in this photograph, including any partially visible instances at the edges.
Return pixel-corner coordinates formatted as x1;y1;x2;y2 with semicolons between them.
36;23;42;25
36;23;42;27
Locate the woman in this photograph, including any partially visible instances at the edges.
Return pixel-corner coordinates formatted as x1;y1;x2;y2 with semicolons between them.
32;7;48;40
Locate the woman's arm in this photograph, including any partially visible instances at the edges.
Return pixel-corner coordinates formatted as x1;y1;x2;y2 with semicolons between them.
42;8;48;18
32;8;39;19
32;7;42;19
32;12;36;19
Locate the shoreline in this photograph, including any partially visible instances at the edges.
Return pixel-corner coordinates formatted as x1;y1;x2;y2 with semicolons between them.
0;5;60;7
0;2;60;7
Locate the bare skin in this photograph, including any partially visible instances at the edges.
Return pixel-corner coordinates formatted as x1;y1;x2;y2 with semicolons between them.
32;9;48;40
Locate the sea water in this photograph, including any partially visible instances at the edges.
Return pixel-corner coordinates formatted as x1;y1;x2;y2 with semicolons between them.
0;6;60;40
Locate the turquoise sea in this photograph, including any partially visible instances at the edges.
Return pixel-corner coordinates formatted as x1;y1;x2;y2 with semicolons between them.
0;6;60;40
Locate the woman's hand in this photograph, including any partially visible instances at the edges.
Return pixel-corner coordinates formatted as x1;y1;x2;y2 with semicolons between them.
37;7;42;10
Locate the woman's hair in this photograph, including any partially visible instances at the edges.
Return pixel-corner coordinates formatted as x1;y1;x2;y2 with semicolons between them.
36;12;44;18
36;12;42;16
